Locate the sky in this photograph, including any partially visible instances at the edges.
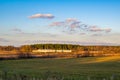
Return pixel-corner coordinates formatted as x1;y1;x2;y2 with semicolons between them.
0;0;120;46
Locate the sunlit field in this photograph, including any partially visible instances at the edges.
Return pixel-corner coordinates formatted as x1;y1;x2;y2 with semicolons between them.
1;0;120;79
0;56;120;80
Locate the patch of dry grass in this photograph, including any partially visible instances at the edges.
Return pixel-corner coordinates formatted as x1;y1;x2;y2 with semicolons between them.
82;56;120;63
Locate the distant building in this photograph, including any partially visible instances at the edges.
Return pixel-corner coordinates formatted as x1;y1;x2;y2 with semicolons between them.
32;49;72;53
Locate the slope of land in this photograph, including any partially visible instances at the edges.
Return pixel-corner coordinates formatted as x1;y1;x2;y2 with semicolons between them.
0;56;120;76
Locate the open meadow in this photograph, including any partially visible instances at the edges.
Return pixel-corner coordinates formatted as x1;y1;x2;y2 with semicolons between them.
0;56;120;80
1;0;120;79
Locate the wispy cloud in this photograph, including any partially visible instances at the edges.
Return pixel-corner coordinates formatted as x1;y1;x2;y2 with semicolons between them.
104;28;112;33
66;18;78;23
50;22;65;27
29;13;54;19
88;26;112;33
0;38;9;42
50;18;112;35
10;27;58;38
91;33;103;36
11;28;22;32
22;40;118;46
79;33;86;35
50;18;81;32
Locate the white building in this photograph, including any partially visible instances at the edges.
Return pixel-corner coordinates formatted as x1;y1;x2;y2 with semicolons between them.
32;49;72;53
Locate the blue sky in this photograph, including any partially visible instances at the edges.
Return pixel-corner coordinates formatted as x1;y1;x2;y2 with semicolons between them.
0;0;120;46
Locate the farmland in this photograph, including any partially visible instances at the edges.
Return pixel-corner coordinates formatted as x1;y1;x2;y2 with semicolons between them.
0;56;120;80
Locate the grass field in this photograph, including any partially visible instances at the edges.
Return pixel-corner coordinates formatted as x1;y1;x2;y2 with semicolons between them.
0;56;120;80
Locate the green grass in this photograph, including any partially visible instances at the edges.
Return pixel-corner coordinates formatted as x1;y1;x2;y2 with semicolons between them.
0;56;120;79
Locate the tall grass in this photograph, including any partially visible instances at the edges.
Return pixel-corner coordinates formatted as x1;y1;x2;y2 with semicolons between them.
0;71;120;80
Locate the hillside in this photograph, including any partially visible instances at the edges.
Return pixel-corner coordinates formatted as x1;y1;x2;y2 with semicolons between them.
0;56;120;79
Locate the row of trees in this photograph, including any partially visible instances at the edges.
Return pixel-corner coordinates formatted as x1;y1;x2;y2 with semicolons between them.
0;44;120;54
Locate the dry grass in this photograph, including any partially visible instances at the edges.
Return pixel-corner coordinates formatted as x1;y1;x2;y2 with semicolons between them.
82;56;120;63
0;51;18;55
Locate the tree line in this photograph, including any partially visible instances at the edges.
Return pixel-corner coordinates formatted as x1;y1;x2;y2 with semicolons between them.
0;44;120;54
